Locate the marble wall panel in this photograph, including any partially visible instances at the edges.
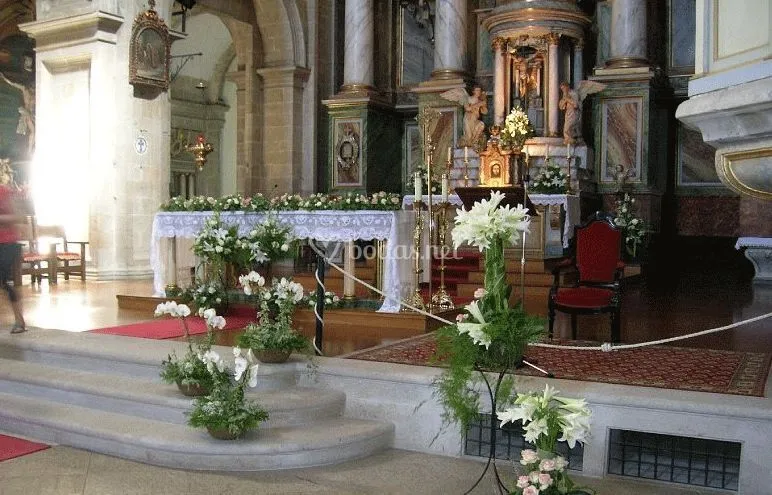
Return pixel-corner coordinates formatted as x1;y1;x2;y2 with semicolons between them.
677;124;720;186
739;196;772;237
669;0;696;72
400;9;434;86
675;196;741;237
600;98;642;183
476;20;492;76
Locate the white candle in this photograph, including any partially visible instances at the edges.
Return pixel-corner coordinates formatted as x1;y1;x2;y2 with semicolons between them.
441;174;449;201
567;143;573;158
464;146;468;160
545;144;550;159
414;171;422;198
447;147;452;163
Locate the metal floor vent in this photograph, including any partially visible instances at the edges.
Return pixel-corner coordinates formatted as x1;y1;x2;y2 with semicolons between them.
464;413;584;471
608;429;740;491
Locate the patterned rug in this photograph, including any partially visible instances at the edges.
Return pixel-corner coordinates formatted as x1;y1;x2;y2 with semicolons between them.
344;333;771;397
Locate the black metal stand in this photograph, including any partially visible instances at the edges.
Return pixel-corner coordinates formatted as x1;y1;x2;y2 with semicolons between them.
314;251;326;356
464;369;510;495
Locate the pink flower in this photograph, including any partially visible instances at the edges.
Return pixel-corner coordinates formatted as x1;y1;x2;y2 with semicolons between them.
473;288;487;299
538;473;553;487
520;449;539;465
516;476;530;489
539;459;557;472
523;486;540;495
455;313;468;322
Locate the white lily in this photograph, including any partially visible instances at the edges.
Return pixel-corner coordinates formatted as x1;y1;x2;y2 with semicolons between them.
456;301;492;348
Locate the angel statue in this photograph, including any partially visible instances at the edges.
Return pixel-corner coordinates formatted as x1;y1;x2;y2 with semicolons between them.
440;86;488;148
559;80;606;144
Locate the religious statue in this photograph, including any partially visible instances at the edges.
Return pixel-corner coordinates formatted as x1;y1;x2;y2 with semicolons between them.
0;72;35;155
558;80;606;144
440;86;488;148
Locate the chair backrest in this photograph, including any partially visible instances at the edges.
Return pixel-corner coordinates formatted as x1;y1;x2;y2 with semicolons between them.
35;224;68;253
574;212;622;283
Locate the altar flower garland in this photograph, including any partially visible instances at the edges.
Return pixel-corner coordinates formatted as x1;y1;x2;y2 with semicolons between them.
434;191;544;431
500;107;534;149
530;160;569;194
160;191;402;212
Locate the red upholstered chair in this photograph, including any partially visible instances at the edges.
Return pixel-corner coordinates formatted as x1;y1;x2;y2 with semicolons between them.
548;212;624;342
35;225;88;282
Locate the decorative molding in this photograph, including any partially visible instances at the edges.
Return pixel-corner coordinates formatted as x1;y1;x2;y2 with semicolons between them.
19;11;123;50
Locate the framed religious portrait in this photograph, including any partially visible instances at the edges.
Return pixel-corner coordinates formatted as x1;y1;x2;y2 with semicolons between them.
129;3;171;91
333;119;363;187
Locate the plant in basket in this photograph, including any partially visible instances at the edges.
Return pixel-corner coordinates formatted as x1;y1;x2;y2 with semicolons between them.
187;347;269;439
182;281;229;313
156;303;229;396
237;273;310;363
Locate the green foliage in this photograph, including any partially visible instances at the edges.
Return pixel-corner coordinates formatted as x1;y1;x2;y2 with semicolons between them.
160;347;214;387
432;236;545;433
238;321;309;353
187;382;269;436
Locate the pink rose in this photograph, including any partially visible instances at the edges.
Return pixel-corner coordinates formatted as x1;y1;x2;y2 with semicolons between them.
473;288;486;299
538;473;553;487
516;476;530;489
520;449;539;465
523;486;540;495
539;459;557;472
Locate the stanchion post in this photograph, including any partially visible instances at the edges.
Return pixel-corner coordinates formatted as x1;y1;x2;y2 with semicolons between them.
314;250;326;356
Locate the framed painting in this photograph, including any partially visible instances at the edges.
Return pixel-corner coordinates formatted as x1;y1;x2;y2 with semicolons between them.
333;119;363;187
129;2;171;91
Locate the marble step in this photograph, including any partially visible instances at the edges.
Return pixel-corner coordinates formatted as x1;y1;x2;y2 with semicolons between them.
0;329;298;390
0;392;394;471
0;357;345;428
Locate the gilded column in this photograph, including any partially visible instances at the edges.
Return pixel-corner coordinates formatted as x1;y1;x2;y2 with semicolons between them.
342;0;374;92
607;0;647;68
547;33;560;137
573;40;584;89
432;0;467;79
492;37;507;124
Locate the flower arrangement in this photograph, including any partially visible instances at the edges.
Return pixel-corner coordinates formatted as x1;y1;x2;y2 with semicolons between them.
498;385;593;495
613;193;647;258
434;192;543;432
160;191;402;212
192;213;241;269
530;160;569;194
156;302;228;395
237;273;309;356
183;281;229;313
244;217;295;263
303;289;342;310
406;165;442;195
511;450;588;495
500;107;534;150
187;347;269;439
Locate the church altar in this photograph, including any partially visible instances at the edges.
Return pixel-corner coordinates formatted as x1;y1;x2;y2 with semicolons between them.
150;210;414;313
529;194;581;249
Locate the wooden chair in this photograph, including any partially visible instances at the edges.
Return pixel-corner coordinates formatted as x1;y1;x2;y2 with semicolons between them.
35;224;88;281
13;216;55;286
548;212;625;343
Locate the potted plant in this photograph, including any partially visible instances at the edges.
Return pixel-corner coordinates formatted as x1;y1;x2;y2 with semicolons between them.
240;216;295;281
183;280;230;315
156;302;228;396
187;347;269;439
237;273;309;363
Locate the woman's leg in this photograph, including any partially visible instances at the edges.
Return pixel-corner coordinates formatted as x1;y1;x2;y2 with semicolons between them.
0;243;25;331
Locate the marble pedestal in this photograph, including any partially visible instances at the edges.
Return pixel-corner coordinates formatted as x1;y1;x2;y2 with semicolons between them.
736;237;772;283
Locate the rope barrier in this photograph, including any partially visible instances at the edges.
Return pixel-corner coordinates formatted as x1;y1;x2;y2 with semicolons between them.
307;241;772;353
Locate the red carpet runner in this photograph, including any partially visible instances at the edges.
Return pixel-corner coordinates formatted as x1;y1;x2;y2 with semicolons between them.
91;307;256;340
344;333;771;397
0;434;49;462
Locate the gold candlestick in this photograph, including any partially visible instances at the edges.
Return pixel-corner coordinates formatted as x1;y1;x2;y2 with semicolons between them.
404;199;426;312
431;201;455;311
186;134;214;171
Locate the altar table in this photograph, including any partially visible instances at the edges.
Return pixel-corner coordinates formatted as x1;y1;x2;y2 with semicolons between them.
150;210;414;312
529;194;581;249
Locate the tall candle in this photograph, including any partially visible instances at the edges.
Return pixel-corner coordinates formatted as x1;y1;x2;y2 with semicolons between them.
414;171;422;198
567;143;573;158
441;174;449;201
447;147;452;163
464;146;468;160
545;144;550;159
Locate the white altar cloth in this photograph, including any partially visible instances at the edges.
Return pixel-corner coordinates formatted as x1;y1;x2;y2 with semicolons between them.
150;210;413;312
401;194;465;209
529;194;581;248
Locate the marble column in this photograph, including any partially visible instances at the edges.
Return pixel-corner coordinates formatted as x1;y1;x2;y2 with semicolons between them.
342;0;374;91
492;37;507;125
573;40;584;88
432;0;467;79
607;0;648;68
547;33;560;137
344;240;356;299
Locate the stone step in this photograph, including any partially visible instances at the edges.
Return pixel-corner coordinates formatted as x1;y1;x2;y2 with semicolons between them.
0;392;394;471
0;329;297;389
0;357;345;428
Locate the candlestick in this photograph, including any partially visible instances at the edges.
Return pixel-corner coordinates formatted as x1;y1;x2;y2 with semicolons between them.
404;199;426;312
430;202;454;311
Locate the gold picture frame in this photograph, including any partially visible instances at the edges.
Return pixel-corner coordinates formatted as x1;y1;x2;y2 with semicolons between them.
129;1;171;91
